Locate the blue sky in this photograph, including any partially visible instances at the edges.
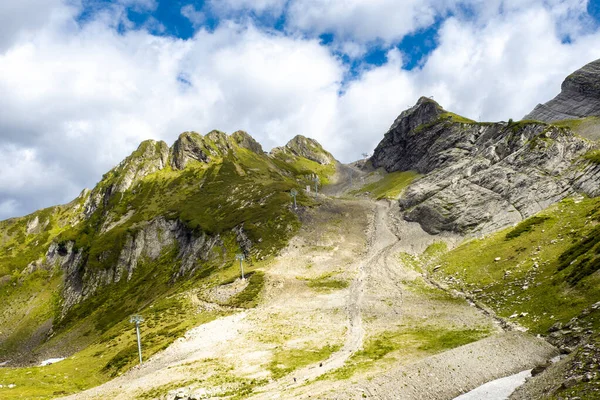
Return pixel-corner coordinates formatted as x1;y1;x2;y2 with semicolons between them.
2;0;600;219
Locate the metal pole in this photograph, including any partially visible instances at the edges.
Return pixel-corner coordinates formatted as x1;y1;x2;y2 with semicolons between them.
240;259;245;280
293;195;297;209
135;322;142;365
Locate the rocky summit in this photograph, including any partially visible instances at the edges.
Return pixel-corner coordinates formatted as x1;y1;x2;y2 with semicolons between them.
371;97;600;234
525;58;600;122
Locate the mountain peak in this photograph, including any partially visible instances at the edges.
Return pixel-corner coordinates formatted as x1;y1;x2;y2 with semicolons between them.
170;131;213;170
111;139;169;192
281;135;336;165
231;130;264;154
524;58;600;122
388;96;445;133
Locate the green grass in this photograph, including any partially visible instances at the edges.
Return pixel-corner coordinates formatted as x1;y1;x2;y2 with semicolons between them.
552;116;600;131
354;170;421;200
225;271;265;308
433;196;600;333
583;149;600;164
321;324;490;380
268;344;341;379
300;272;349;292
440;112;476;124
505;216;550;239
0;295;221;399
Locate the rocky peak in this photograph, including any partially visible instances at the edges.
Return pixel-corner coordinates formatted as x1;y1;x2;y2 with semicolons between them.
205;130;233;154
371;97;447;172
371;98;599;234
277;135;335;165
111;139;169;192
524;58;600;122
231;130;264;154
389;96;445;133
170;131;213;170
82;140;168;217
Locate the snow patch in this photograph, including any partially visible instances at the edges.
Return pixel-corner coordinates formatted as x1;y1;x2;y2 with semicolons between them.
40;358;65;366
454;369;531;400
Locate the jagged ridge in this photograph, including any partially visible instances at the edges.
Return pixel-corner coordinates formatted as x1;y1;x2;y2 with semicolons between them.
0;129;337;366
371;97;600;234
525;58;600;122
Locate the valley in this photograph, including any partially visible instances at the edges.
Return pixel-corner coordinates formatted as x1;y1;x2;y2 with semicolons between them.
2;60;600;399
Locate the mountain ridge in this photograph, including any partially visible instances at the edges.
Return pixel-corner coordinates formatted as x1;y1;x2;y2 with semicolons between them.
370;96;600;234
525;58;600;122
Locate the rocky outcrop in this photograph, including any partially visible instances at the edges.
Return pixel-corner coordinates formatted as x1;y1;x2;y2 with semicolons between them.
112;140;169;193
205;130;233;154
170;132;214;170
371;97;445;172
524;58;600;122
83;140;169;217
272;135;336;165
371;98;598;234
59;217;224;313
231;130;264;154
170;130;264;170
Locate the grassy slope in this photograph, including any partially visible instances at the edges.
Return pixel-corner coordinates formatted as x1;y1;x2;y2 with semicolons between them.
414;196;600;399
427;196;600;334
0;139;335;399
353;170;421;200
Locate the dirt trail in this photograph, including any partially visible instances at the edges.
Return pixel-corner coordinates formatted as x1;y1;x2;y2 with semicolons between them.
251;201;400;396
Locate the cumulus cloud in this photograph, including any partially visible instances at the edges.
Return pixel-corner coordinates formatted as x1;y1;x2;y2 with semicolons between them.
1;0;600;220
181;4;205;28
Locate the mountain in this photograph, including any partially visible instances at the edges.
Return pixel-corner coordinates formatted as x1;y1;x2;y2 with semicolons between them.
2;62;600;400
371;96;600;234
525;58;600;122
0;131;337;367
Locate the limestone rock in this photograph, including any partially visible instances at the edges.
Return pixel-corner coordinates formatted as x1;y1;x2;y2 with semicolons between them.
524;58;600;122
170;132;213;170
274;135;335;165
59;217;224;314
205;130;233;154
371;96;445;172
231;130;264;154
113;140;169;192
371;98;598;234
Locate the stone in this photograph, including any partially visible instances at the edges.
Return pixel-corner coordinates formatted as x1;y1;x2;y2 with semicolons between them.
531;362;550;376
524;58;600;122
170;132;213;170
60;217;224;314
370;95;597;235
272;135;336;165
548;322;563;332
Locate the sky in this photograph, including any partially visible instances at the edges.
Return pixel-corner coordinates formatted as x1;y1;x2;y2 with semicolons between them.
1;0;600;220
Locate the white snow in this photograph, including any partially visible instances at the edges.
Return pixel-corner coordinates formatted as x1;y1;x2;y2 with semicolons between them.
40;357;65;366
454;369;531;400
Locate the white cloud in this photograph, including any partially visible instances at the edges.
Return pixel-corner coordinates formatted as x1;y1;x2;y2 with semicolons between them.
208;0;287;17
286;0;442;44
181;4;205;28
1;0;600;220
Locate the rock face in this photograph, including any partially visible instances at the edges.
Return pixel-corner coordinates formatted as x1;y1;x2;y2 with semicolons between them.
83;140;169;217
170;132;213;170
524;58;600;122
371;98;599;234
113;140;169;193
231;130;264;154
58;217;224;313
273;135;336;165
371;97;446;172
